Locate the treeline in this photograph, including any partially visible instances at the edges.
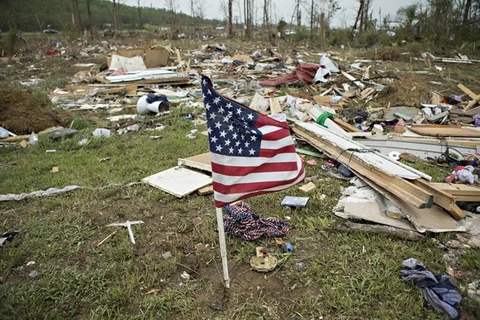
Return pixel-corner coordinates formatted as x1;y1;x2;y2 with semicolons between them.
0;0;222;33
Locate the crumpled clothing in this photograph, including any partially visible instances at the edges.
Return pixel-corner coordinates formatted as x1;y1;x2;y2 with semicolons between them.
146;93;170;108
224;202;289;241
400;258;462;320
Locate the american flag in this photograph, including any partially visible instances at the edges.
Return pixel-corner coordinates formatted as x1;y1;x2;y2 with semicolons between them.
201;76;305;208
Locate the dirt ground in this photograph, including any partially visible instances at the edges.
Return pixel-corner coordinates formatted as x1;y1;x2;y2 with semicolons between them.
0;86;63;134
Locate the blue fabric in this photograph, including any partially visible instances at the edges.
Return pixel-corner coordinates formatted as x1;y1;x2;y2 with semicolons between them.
400;258;462;320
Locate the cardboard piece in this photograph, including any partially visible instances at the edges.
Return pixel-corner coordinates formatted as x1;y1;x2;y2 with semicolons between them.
142;166;212;198
334;183;417;231
178;152;212;172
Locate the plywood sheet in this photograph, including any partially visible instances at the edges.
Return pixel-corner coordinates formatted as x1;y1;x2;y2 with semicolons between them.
178;152;212;172
142;166;212;197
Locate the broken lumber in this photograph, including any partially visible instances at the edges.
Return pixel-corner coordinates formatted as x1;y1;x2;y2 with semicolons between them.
335;221;424;241
269;97;283;114
411;179;466;220
292;123;434;209
458;83;480;111
431;183;480;202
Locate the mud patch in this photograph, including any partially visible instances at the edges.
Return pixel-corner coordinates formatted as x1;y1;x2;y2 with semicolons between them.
0;86;63;134
376;76;431;107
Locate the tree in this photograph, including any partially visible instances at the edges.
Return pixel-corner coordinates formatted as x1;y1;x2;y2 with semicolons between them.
86;0;94;40
137;0;142;28
228;0;233;38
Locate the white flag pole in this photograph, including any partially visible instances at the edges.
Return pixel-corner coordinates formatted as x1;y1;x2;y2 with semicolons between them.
216;207;230;288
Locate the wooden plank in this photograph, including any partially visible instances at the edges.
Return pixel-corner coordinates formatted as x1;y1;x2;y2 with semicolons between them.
411;179;466;220
292;125;434;209
332;118;361;132
341;71;365;89
269;97;283;114
178;152;212;172
358;174;464;233
197;185;213;195
431;183;480;197
409;125;480;138
458;83;479;100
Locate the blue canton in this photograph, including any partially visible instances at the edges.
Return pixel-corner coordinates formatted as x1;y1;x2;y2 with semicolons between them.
202;77;262;157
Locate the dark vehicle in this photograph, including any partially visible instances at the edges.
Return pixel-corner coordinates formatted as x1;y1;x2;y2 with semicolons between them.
43;29;58;34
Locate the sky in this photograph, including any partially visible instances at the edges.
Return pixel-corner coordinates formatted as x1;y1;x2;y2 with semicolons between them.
120;0;417;27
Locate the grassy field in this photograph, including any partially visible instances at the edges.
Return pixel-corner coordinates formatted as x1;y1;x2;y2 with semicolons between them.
1;39;480;319
1;107;479;319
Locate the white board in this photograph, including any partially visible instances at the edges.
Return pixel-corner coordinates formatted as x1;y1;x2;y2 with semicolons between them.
296;122;424;180
142;166;212;198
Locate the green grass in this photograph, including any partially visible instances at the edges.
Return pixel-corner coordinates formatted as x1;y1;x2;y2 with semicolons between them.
1;101;480;318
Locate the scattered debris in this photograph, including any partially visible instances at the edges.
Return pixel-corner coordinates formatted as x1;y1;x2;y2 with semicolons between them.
106;220;144;244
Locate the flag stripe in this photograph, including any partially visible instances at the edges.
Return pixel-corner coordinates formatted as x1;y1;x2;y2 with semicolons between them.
211;161;300;176
212;170;306;207
211;151;298;167
259;145;297;158
212;156;305;191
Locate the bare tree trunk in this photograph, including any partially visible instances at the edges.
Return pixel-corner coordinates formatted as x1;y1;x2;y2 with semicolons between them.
86;0;94;40
245;0;254;39
74;0;82;32
264;0;270;39
228;0;233;38
71;0;77;29
112;0;118;31
352;0;364;35
363;0;370;32
463;0;472;24
319;12;326;43
296;0;301;26
137;0;142;28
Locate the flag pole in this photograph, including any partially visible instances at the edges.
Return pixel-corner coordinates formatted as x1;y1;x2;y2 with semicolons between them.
216;207;230;288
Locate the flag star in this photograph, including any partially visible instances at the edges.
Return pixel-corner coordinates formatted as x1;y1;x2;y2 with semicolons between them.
223;116;230;122
210;136;218;144
202;94;206;99
220;130;227;138
236;108;242;115
235;141;241;147
228;124;234;131
218;106;225;114
215;122;222;128
225;139;231;146
241;134;245;140
207;127;213;134
209;112;216;120
247;113;254;120
205;103;211;110
228;111;233;117
249;148;255;155
202;79;206;86
238;148;243;154
226;103;233;109
251;129;256;134
251;135;257;141
232;133;238;140
229;147;234;154
215;145;224;152
213;97;221;105
208;89;212;95
244;141;250;148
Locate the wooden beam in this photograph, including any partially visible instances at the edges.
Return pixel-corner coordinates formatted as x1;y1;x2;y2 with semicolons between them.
269;97;283;114
458;84;480;111
292;125;434;209
431;183;480;198
411;180;466;220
